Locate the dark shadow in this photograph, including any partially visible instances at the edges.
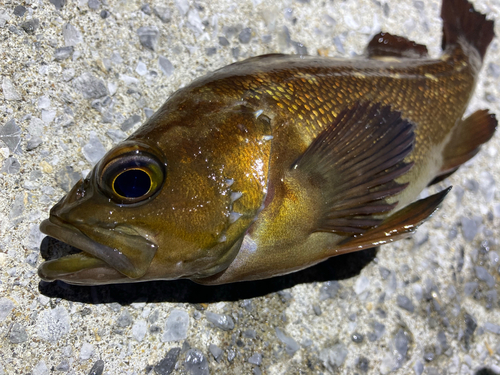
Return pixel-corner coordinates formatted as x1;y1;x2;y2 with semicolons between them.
38;236;377;305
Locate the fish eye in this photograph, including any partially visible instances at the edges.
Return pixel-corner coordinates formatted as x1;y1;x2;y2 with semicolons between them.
99;151;165;204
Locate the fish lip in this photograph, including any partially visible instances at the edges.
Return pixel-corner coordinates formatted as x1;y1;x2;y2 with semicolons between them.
38;217;139;280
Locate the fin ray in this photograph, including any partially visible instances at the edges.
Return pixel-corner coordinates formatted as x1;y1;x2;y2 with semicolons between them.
330;187;452;254
291;102;415;235
432;110;497;184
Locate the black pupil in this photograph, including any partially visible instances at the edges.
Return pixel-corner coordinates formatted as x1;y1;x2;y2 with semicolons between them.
114;169;151;198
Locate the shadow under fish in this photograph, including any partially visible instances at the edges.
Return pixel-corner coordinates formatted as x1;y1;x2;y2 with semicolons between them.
39;236;377;304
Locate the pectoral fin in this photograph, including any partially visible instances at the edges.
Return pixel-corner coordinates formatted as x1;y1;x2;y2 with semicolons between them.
332;187;452;255
291;102;415;234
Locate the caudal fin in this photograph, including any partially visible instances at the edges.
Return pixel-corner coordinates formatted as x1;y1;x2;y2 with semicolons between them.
441;0;495;60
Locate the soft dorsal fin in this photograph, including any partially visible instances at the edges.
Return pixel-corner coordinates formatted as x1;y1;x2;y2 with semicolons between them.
366;32;428;58
292;102;415;234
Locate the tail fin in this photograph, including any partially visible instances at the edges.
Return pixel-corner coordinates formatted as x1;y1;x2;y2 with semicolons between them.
441;0;495;60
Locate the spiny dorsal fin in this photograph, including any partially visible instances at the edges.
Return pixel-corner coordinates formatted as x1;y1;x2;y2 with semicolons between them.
366;32;428;59
292;102;415;234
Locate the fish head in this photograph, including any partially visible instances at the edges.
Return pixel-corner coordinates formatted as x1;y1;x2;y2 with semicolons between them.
38;95;273;285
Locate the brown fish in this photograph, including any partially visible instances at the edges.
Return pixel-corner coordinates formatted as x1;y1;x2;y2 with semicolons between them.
38;0;496;285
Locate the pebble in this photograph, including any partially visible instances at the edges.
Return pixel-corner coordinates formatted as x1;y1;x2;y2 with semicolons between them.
394;329;409;361
154;347;181;375
396;295;415;313
9;323;28;343
358;356;369;372
54;46;74;61
354;275;370;295
121;114;142;131
414;360;424;375
135;61;148;76
352;332;364;343
55;166;82;192
83;132;107;165
32;361;49;375
13;5;27;17
137;26;159;51
437;331;448;352
238;27;252;43
243;329;257;339
141;4;152;15
475;266;495;288
88;359;105;375
132;319;147;342
487;63;500;78
0;298;14;322
2;77;22;101
319;343;348;370
484;322;500;335
55;360;70;371
463;313;477;350
275;327;300;355
162;309;189;342
461;216;480;242
187;9;203;34
218;36;229;46
184;349;209;375
80;342;94;361
312;304;322;316
116;310;133;328
205;311;234;331
368;321;385;341
106;129;127;143
49;0;65;10
424;351;435;362
319;281;340;300
209;344;223;361
36;306;70;343
159;56;175;76
1;157;20;174
73;72;108;99
175;0;189;16
88;0;100;10
292;41;308;55
248;353;262;365
0;118;21;154
63;23;83;46
152;6;171;23
227;349;236;362
21;19;40;34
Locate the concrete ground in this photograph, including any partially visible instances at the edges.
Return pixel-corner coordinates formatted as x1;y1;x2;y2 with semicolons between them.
0;0;499;374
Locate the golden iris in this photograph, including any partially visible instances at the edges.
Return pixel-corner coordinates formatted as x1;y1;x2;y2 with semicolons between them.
99;150;165;204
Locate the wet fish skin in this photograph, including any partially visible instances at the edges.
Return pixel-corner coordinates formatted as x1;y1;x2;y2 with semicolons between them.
38;0;496;285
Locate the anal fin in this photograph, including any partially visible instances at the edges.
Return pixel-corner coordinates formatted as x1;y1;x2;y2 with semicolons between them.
431;110;497;185
366;32;428;59
332;187;452;255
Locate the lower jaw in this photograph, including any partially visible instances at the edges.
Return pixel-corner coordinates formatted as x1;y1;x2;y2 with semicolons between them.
38;252;130;285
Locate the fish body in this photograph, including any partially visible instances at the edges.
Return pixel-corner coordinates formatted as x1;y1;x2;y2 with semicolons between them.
38;0;496;285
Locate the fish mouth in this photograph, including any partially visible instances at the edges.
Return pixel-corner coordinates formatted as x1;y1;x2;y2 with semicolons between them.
38;217;158;285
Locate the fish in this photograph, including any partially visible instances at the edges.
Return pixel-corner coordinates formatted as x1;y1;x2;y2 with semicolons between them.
38;0;497;286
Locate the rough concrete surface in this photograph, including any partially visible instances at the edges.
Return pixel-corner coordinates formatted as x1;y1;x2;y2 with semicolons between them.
1;0;499;374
